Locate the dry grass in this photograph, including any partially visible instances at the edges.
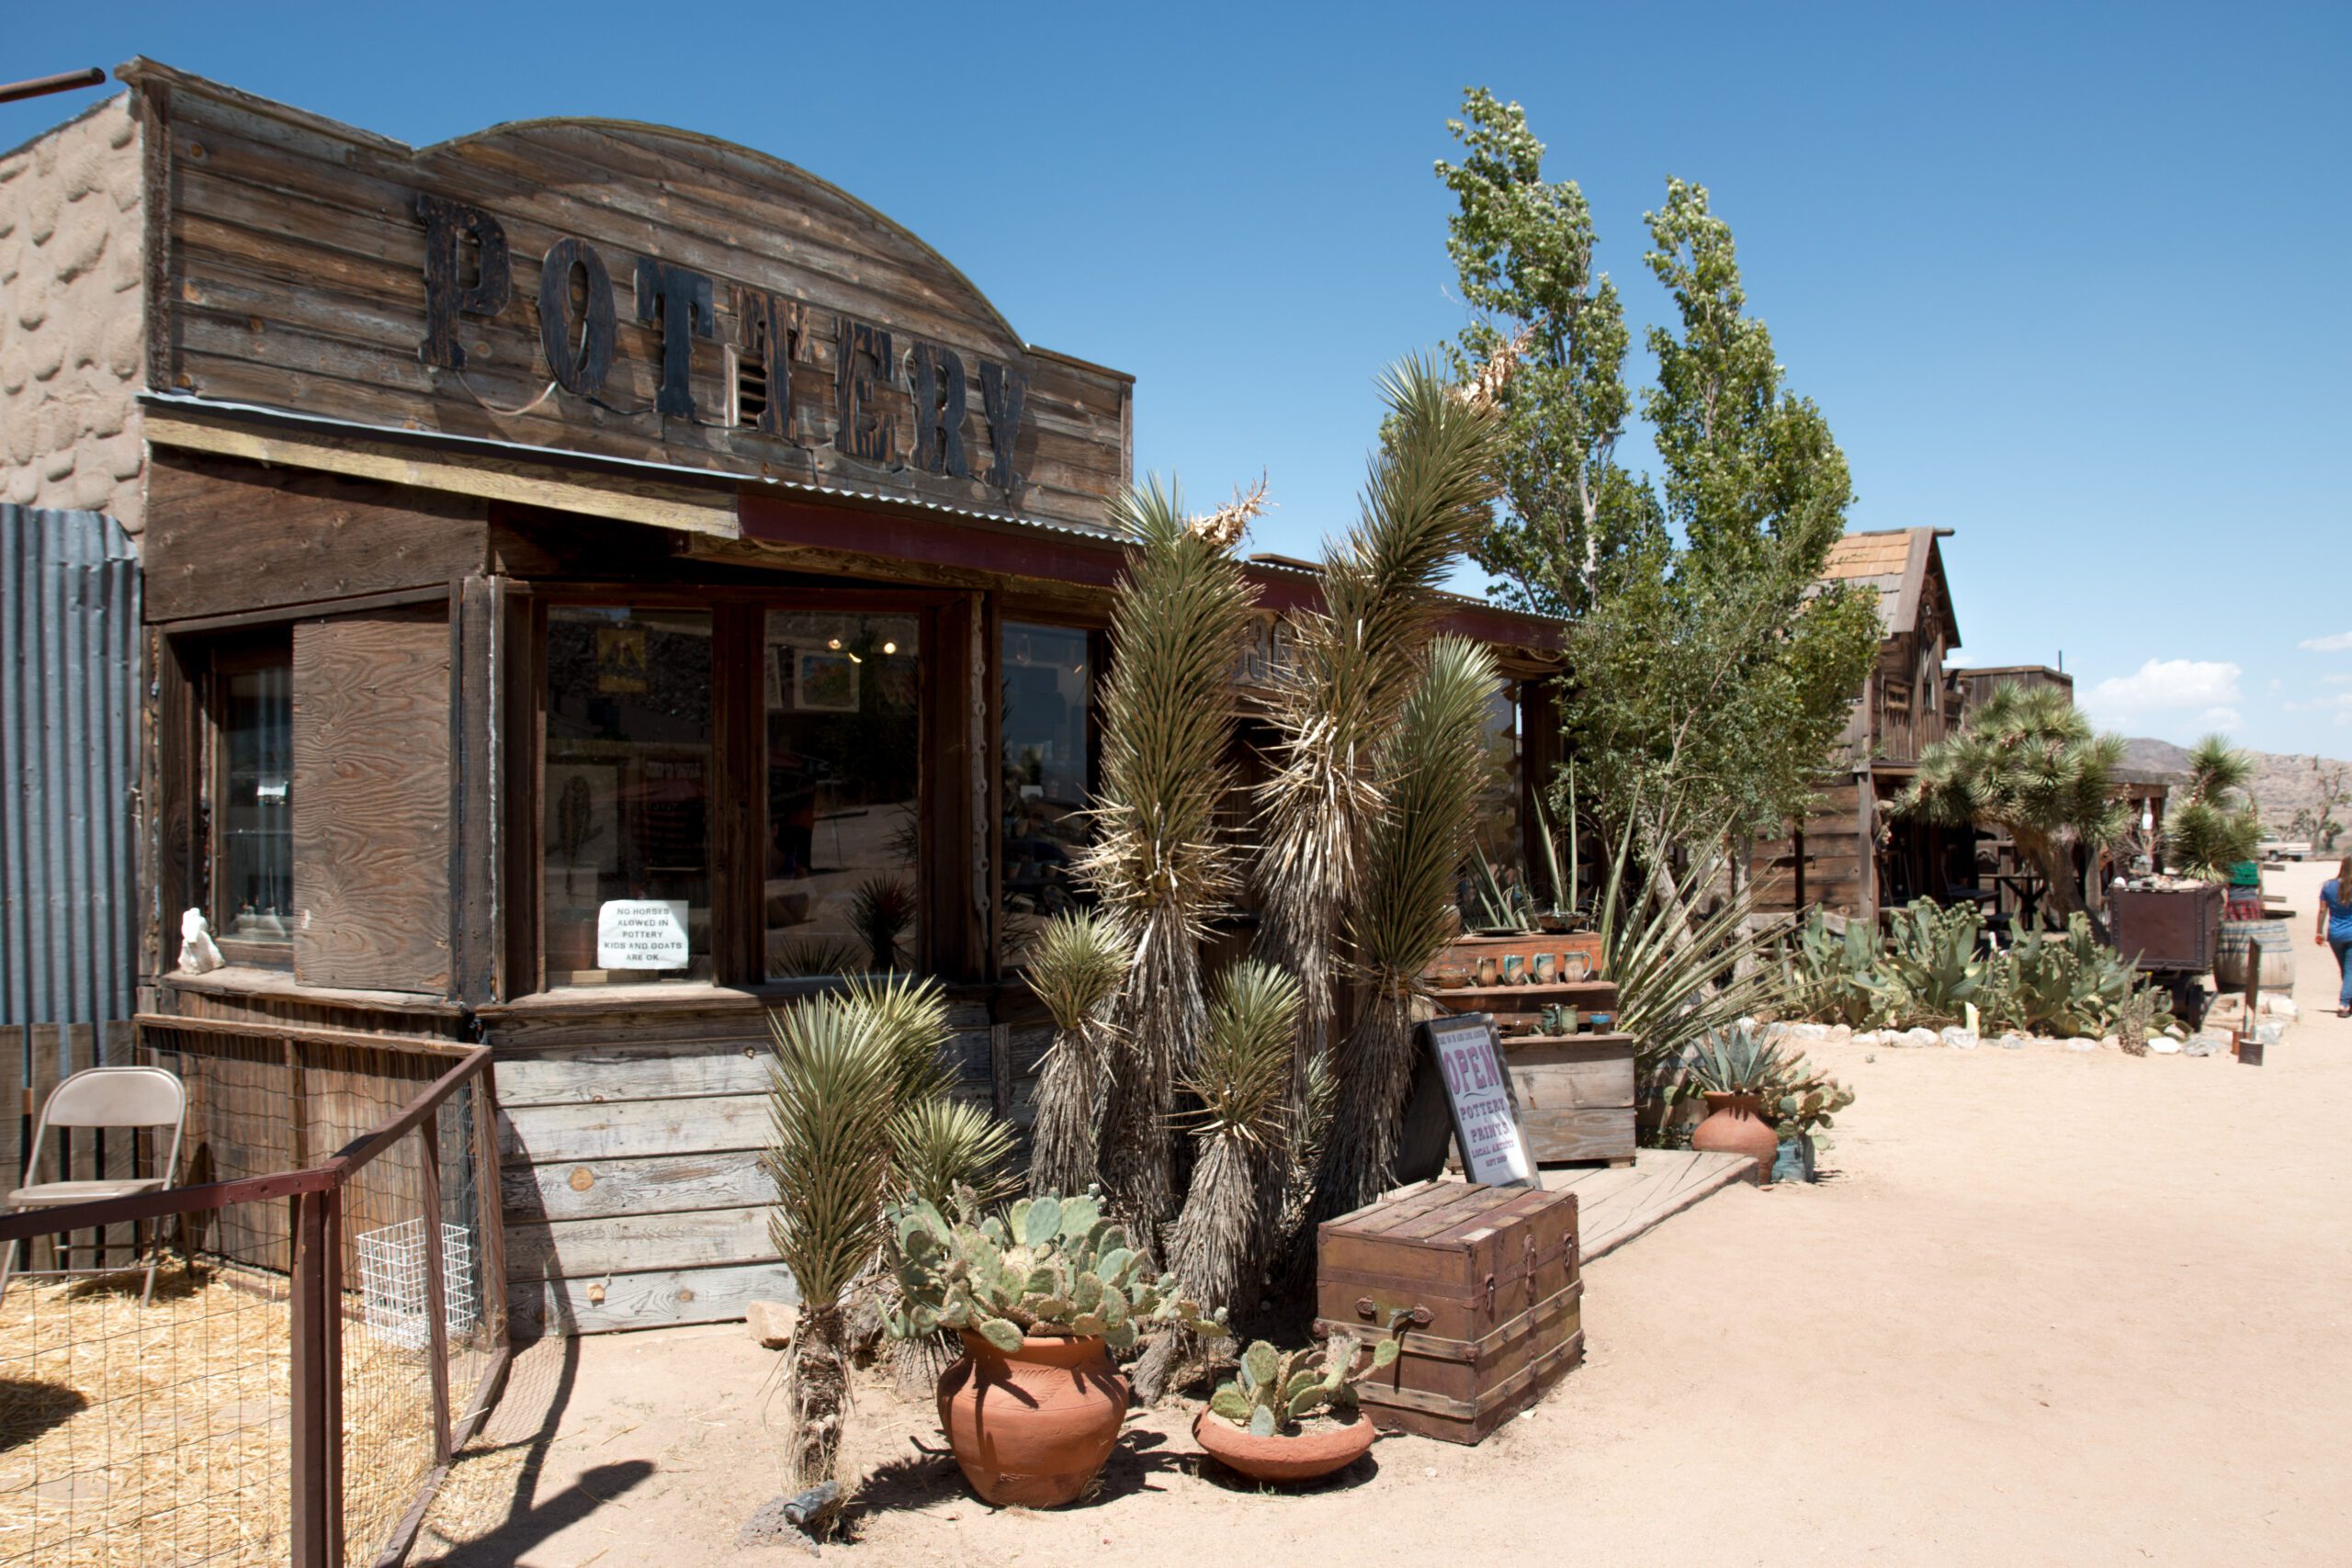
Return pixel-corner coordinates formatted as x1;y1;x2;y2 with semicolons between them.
0;1261;450;1567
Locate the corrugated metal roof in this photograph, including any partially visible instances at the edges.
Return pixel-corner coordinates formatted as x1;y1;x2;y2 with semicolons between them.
1;507;141;1038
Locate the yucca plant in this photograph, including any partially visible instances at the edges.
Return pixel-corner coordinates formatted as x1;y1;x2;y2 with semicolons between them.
2164;735;2262;880
1255;355;1509;1057
763;994;903;1497
842;970;955;1104
1023;909;1131;1197
1078;479;1259;1235
1135;959;1303;1400
889;1099;1019;1213
849;874;915;971
1310;636;1503;1224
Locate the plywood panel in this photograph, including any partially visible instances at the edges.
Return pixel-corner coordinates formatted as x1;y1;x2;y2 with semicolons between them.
505;1205;770;1277
508;1260;794;1337
496;1093;767;1164
292;612;453;993
502;1148;770;1223
493;1043;772;1107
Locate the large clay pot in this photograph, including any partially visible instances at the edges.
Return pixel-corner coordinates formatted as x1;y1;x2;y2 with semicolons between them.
1193;1411;1376;1484
1691;1091;1780;1182
938;1332;1128;1507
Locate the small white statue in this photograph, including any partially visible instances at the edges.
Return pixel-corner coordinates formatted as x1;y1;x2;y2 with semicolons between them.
179;908;224;974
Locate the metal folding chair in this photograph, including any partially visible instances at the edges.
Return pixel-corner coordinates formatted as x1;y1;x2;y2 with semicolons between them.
0;1065;187;1306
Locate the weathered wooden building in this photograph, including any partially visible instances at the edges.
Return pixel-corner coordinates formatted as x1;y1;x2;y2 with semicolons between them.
1753;527;1964;922
1;63;1562;1332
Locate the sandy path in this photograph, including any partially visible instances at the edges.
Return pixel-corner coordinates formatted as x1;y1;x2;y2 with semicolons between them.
428;860;2352;1567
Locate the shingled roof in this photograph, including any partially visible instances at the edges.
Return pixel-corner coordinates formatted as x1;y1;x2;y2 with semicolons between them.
1818;527;1959;647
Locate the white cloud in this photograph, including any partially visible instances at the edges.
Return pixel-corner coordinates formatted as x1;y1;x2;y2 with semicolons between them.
2082;658;2243;720
2325;673;2352;687
2302;631;2352;652
2199;706;2242;730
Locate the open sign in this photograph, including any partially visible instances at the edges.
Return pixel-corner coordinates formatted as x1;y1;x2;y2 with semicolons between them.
1419;1013;1535;1188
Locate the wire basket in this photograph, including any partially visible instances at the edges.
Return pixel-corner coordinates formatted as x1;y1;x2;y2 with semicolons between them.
356;1218;476;1351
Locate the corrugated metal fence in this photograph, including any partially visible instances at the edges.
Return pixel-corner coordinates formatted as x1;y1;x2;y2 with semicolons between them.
1;505;142;1124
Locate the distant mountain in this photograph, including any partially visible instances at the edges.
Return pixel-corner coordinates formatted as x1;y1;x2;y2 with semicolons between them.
2126;738;2350;840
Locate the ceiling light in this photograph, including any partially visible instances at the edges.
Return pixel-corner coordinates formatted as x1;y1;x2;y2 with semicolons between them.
882;640;897;655
827;637;842;650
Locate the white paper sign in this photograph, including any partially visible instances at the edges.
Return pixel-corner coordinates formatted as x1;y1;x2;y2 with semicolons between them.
1424;1014;1534;1187
596;899;691;970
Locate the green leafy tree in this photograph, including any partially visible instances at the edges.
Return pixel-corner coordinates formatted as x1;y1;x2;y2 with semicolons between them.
1436;90;1659;619
1899;682;2128;919
1553;178;1881;848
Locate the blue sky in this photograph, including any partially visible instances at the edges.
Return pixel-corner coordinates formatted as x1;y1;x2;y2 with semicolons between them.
7;3;2346;753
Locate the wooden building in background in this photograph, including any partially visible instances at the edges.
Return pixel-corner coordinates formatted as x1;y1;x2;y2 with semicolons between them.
1752;527;1964;924
1;62;1562;1333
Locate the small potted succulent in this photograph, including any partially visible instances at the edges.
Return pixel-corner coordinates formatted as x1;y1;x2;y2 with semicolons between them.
887;1192;1226;1508
1686;1023;1789;1182
1763;1054;1855;1183
1194;1331;1398;1484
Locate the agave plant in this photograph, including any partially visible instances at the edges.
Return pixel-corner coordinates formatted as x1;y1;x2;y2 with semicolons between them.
1311;636;1503;1224
1209;1331;1398;1438
1687;1021;1788;1095
2005;913;2141;1038
1023;909;1131;1197
1135;959;1303;1401
1870;899;1987;1026
1078;479;1258;1235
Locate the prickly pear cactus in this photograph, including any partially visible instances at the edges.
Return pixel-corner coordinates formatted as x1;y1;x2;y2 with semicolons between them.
883;1190;1227;1355
1207;1330;1399;1438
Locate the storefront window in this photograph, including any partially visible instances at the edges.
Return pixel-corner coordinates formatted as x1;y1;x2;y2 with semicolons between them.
764;610;922;976
1468;682;1526;905
1001;621;1093;952
543;607;713;986
216;660;293;948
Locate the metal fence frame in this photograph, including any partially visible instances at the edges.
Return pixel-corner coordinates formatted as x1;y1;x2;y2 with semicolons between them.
0;1043;506;1568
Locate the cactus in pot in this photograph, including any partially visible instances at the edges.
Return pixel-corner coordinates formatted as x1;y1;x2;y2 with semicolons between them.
1210;1332;1399;1438
887;1190;1228;1508
886;1190;1228;1353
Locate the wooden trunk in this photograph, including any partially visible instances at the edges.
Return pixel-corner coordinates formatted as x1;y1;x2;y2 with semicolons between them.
1314;1182;1583;1445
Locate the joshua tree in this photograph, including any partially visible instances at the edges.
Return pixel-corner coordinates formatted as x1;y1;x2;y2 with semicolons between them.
764;977;1014;1492
1901;682;2126;920
1133;957;1303;1400
1023;908;1130;1196
1077;479;1259;1239
1256;354;1510;1065
763;994;903;1498
1309;636;1503;1224
2164;736;2263;880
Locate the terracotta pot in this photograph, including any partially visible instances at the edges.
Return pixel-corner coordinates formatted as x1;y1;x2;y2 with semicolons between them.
1193;1411;1375;1484
1690;1091;1780;1182
938;1332;1128;1507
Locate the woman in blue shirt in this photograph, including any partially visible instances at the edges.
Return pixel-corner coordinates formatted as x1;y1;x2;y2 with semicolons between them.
2319;856;2352;1017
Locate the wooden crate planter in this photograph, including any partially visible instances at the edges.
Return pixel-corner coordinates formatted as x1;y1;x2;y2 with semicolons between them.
1503;1032;1635;1164
1315;1183;1583;1444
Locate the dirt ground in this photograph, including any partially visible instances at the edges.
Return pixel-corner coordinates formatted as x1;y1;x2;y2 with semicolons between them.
423;858;2352;1568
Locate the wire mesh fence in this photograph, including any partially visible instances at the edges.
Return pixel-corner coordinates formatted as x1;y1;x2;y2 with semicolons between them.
0;1023;505;1568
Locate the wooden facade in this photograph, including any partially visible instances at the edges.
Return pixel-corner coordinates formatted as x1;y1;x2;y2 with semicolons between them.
1753;528;1965;923
9;62;1566;1334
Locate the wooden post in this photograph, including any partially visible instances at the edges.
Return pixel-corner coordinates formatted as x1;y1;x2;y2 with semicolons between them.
289;1189;333;1568
472;1064;508;1344
419;1116;454;1465
989;1023;1014;1122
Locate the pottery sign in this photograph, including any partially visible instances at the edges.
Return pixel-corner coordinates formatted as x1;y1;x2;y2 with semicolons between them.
1419;1014;1535;1188
596;899;691;970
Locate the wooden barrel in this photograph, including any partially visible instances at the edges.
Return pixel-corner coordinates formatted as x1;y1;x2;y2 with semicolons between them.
2213;919;2295;990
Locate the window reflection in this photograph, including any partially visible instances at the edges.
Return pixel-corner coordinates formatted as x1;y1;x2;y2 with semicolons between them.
1001;622;1093;952
765;611;922;977
543;607;713;986
219;663;293;944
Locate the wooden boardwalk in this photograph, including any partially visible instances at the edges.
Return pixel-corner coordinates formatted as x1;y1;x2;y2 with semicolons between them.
1386;1147;1758;1262
1542;1148;1756;1260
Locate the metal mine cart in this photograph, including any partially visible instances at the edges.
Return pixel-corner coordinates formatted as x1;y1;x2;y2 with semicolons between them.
2107;884;2226;1027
